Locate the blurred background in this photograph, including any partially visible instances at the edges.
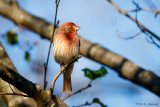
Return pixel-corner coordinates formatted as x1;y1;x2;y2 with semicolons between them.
0;0;160;107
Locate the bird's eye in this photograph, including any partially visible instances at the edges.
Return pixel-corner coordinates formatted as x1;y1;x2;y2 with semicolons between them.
70;25;73;28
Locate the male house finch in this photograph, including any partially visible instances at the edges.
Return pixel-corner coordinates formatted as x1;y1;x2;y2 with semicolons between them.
53;22;80;93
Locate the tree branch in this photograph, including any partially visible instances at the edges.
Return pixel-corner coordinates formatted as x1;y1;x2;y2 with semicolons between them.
63;80;92;101
0;0;160;97
0;63;68;107
0;43;37;107
118;8;160;15
0;42;67;106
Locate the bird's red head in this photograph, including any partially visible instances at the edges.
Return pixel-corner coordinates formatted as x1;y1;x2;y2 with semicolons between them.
60;22;80;34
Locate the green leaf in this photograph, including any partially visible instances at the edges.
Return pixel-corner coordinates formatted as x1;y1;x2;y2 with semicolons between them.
7;31;18;45
93;98;107;107
25;52;30;62
82;67;107;80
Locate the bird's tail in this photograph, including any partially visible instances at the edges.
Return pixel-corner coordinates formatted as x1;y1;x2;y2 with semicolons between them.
62;64;73;93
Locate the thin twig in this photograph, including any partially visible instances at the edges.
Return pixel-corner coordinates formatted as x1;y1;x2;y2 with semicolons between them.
117;30;142;40
133;2;160;48
49;55;81;94
116;0;160;16
0;92;29;97
141;8;160;13
9;84;14;93
107;0;160;48
144;32;160;48
143;0;160;17
73;102;92;107
122;8;160;14
43;0;60;90
73;98;107;107
63;80;92;101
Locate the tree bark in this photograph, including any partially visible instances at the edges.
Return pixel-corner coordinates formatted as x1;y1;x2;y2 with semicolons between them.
0;63;68;107
0;43;37;107
0;0;160;97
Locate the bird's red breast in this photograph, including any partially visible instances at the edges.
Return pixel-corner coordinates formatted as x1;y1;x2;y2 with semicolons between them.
53;22;80;65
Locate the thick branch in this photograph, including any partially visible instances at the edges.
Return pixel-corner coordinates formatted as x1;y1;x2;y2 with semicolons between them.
0;63;68;107
0;64;35;97
0;43;37;107
0;0;160;96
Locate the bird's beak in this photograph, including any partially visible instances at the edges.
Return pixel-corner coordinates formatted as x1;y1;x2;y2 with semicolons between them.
74;26;80;31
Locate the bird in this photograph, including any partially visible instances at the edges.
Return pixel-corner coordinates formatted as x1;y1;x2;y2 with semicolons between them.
53;22;80;93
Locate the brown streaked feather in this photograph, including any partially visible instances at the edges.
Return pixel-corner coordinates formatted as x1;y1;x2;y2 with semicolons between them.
62;64;73;93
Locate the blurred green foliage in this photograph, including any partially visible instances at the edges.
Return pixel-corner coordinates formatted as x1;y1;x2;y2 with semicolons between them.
7;31;18;45
25;52;30;62
82;67;107;80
